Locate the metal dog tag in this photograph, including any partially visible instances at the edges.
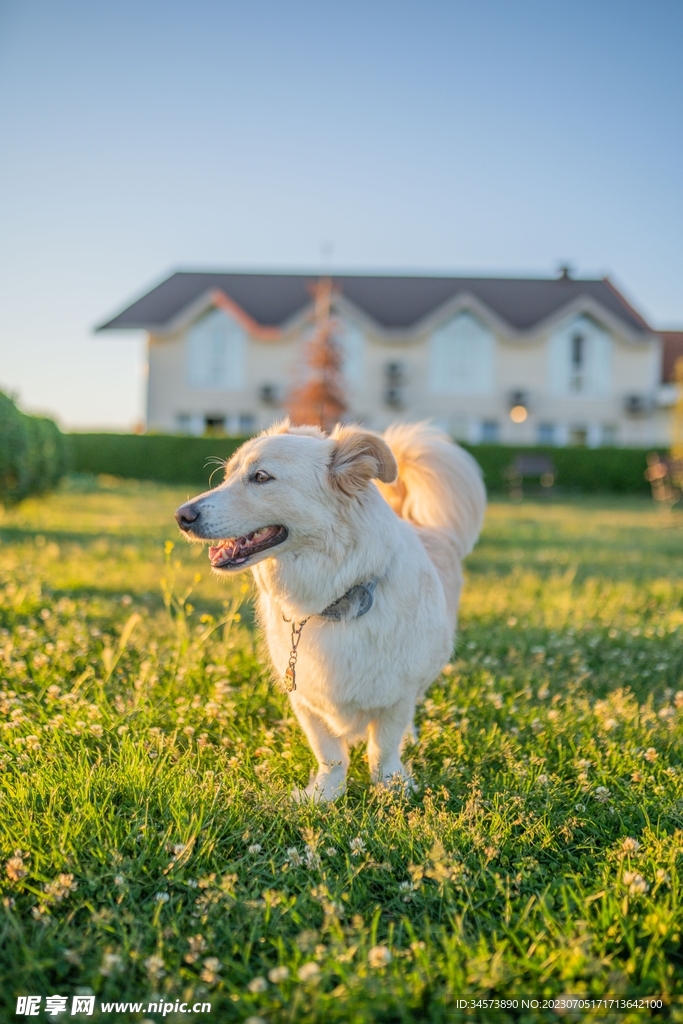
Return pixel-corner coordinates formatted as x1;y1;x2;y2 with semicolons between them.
284;666;296;692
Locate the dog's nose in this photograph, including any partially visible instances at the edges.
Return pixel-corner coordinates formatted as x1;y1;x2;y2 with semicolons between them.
175;502;200;531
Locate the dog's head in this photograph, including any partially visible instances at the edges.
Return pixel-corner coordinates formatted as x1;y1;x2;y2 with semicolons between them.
174;421;397;574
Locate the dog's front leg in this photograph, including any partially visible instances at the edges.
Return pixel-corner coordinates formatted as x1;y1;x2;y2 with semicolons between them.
290;699;349;802
367;700;415;789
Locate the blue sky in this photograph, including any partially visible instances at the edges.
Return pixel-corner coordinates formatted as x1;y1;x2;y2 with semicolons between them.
1;0;681;428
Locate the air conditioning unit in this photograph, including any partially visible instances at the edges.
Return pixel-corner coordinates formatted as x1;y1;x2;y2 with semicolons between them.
624;394;653;416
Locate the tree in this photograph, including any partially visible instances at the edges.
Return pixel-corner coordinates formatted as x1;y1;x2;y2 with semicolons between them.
287;278;347;432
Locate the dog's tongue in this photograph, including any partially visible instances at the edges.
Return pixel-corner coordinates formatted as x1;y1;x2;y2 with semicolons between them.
209;539;241;567
208;527;281;568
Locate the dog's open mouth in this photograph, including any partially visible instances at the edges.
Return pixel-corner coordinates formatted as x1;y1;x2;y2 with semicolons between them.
208;525;288;569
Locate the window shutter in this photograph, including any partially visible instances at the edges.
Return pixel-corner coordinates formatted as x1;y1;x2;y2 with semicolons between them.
547;327;569;396
589;323;612;396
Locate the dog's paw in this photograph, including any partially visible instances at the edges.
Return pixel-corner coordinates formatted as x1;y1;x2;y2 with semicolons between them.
292;773;347;803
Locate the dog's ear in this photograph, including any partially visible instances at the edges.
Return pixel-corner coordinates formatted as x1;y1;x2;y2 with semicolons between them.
329;426;398;495
263;417;326;440
263;417;292;435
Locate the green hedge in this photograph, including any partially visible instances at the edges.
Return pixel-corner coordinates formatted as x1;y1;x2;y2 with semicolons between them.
68;433;247;489
460;444;652;494
0;391;70;505
68;431;654;495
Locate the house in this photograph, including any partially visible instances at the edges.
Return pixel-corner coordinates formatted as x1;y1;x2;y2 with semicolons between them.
97;269;677;446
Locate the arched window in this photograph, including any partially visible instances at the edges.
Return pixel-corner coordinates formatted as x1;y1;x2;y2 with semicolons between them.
548;315;612;397
429;312;495;396
187;308;246;391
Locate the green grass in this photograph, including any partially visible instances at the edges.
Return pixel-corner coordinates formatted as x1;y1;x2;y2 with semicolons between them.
1;478;683;1022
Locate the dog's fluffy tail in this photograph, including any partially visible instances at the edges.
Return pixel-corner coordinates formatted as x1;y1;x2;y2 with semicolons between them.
378;422;486;558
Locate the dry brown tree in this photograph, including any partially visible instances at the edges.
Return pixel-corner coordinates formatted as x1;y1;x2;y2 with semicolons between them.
286;278;347;432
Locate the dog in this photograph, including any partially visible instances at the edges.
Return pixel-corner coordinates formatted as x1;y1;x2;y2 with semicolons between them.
175;420;486;800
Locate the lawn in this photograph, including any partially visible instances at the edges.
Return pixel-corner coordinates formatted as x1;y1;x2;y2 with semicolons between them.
1;477;683;1022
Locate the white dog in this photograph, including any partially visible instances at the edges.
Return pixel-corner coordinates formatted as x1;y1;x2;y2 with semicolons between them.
175;421;485;800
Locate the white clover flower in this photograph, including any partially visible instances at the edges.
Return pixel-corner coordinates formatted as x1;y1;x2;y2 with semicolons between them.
114;875;125;887
201;957;222;983
247;975;267;993
305;846;321;869
574;804;585;812
621;837;640;854
623;871;649;895
144;954;165;978
248;843;262;855
268;965;289;983
644;747;659;762
90;724;104;738
154;892;170;903
368;945;392;968
297;961;320;982
594;786;610;803
350;837;366;856
100;953;122;976
5;856;27;882
44;874;78;901
656;869;671;885
286;847;303;866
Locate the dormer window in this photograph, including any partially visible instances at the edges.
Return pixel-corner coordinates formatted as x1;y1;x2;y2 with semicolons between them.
429;311;495;396
549;315;612;398
186;307;246;391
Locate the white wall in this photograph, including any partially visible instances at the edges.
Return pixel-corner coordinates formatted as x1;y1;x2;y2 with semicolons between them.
145;300;669;446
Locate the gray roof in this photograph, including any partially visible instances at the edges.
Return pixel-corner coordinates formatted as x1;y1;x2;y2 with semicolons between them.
97;271;651;335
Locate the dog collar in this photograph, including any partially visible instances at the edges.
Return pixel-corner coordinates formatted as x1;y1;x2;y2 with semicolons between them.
317;576;379;621
282;577;379;692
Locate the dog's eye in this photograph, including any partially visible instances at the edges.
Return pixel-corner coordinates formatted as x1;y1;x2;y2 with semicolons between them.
252;470;272;483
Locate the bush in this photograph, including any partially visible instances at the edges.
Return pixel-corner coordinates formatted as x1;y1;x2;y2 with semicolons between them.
69;433;247;489
0;391;70;505
68;431;654;494
461;444;652;494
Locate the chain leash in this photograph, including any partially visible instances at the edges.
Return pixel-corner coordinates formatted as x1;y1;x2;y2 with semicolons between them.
282;614;309;692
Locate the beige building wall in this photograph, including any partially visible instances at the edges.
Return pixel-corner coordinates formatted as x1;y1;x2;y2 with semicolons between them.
146;301;669;447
